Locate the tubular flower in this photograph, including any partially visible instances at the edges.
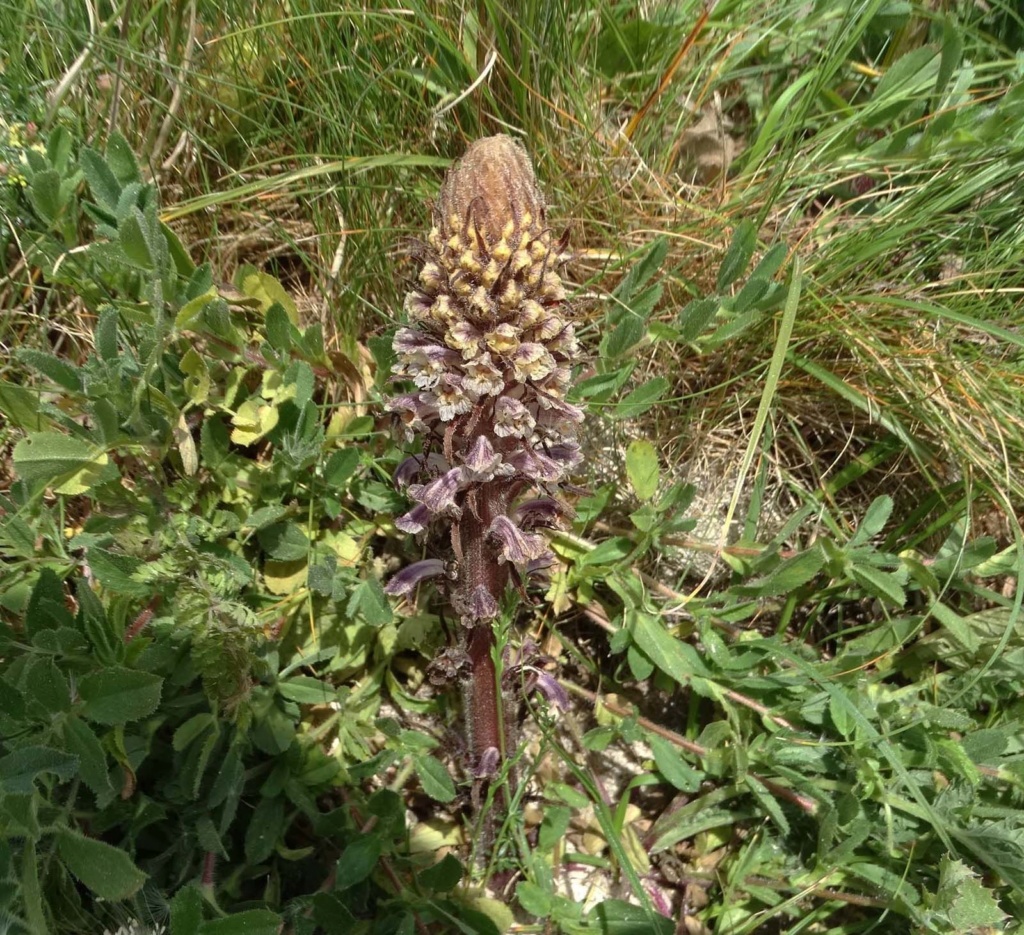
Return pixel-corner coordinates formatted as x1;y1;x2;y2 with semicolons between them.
384;135;581;778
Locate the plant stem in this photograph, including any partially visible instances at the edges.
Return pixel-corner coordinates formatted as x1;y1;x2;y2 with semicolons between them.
459;501;508;767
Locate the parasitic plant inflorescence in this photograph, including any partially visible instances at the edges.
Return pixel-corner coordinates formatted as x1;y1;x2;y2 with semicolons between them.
384;135;582;788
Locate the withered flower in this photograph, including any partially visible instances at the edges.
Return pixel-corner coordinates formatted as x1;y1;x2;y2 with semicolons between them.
385;135;580;780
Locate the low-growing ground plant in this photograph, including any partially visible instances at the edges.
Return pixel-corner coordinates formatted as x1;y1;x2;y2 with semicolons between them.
2;2;1024;934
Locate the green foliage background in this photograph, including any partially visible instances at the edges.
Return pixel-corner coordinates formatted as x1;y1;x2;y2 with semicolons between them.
1;2;1023;933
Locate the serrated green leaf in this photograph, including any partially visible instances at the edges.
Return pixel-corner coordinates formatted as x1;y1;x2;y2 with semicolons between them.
95;306;119;361
930;601;979;653
208;746;244;809
21;840;45;933
80;147;121;211
62;717;115;803
850;495;893;545
414;755;456;802
251;704;294;755
197;909;283;935
0;379;48;431
676;297;719;342
28;168;62;222
119;209;153;268
265;302;293;351
578;537;633;567
16;349;83;392
632;614;712;686
717;219;757;290
357;576;393;627
86;548;150;597
336;834;382;889
163;220;195;276
238;268;298;323
614;236;669;302
0;745;78;793
850;564;906;607
25;656;70;712
175;288;219;330
26;567;74;633
78;667;163;725
744;773;791;835
324;448;360;488
744;548;824;597
180;348;211;404
170;884;204;935
244;796;287;864
418;853;463;892
750;241;788;281
516;881;553;917
625;439;659;501
173;713;217;752
13;432;107;489
0;678;26;722
649;735;702;792
56;828;146;900
601;316;646;360
277;676;334;704
731;276;769;314
230;397;279;445
574;363;635;402
612;377;669;420
105;131;140;184
258;522;310;561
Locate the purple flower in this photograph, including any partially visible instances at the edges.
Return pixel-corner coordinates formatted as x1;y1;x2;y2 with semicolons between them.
457;584;499;625
403;291;433;320
394;453;450;488
474;746;501;778
386;392;438;438
546;442;583;469
507;448;564;483
515;497;569;530
434;374;472;421
512;342;556;382
393;328;437;354
384;559;446;596
547;322;579;356
395;503;432;534
445;320;482;358
462;353;505;398
526;553;556;577
488;515;548;566
462;435;506;481
408;467;464;513
533;315;564;341
494;396;536;439
536;394;585;423
531;669;569;710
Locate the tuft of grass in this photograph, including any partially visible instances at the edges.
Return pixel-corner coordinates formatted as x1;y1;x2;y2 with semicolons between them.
2;1;1024;932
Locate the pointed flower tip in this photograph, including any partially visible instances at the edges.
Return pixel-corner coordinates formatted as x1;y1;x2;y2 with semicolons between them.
488;515;548;566
473;745;501;778
408;467;464;514
532;670;570;711
438;135;544;247
395;503;431;534
455;584;500;626
384;559;446;596
394;453;450;489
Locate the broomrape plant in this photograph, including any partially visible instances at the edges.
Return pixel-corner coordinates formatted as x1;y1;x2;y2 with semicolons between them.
384;135;581;787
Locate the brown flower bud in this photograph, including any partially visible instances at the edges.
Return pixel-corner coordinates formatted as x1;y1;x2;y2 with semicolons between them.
436;135;545;250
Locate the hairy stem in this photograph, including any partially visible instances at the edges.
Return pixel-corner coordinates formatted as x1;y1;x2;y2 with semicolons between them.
458;489;509;766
